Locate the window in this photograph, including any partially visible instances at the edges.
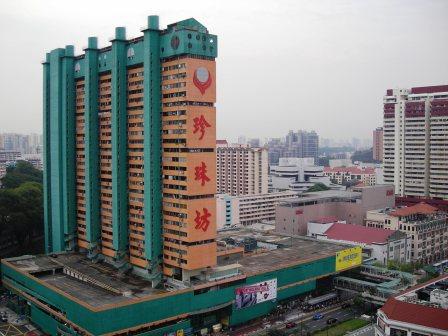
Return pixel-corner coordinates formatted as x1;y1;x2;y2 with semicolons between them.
390;328;407;336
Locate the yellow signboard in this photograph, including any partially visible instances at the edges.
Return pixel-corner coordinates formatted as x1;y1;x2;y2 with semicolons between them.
176;330;184;336
335;246;362;271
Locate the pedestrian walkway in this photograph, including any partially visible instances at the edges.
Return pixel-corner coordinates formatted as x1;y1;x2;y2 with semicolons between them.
346;324;374;336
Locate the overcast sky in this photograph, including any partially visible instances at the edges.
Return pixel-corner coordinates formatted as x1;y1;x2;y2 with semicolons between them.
1;0;447;142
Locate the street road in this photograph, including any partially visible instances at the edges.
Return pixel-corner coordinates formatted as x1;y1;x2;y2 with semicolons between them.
301;307;356;333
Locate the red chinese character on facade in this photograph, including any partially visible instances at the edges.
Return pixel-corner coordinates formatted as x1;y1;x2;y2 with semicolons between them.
193;115;211;140
195;161;210;186
194;208;211;232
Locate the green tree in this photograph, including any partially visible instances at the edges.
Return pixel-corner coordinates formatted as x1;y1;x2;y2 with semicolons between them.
0;182;43;248
351;148;378;164
307;182;331;192
387;260;399;270
353;294;363;307
0;189;20;235
318;156;330;166
1;160;43;189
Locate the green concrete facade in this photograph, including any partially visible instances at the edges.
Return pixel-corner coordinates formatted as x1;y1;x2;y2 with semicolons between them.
143;16;162;279
60;46;77;251
1;255;336;336
43;46;78;253
111;27;129;257
42;54;51;253
83;37;101;253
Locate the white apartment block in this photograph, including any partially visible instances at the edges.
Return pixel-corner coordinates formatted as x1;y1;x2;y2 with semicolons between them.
383;85;448;199
323;166;377;186
216;141;268;196
216;191;297;229
365;203;448;264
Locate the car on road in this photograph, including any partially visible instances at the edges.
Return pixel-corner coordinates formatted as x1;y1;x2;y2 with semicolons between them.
326;318;338;325
313;313;324;320
285;322;297;329
1;313;8;323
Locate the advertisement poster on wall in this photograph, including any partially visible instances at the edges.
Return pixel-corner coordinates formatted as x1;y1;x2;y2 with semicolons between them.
235;279;277;309
335;246;362;271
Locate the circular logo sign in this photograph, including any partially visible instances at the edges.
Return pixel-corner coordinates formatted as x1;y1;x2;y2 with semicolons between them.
170;35;180;50
193;67;212;94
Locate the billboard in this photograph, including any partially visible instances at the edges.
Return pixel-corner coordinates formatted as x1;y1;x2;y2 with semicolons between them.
235;279;277;309
335;246;362;271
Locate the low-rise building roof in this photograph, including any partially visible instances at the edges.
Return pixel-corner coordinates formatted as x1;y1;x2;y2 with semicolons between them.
381;297;448;331
388;202;438;217
380;274;448;332
323;166;375;174
324;223;399;244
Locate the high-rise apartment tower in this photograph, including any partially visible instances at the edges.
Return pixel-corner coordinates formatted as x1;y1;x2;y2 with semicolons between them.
383;85;448;199
373;127;383;162
43;16;218;284
216;142;268;196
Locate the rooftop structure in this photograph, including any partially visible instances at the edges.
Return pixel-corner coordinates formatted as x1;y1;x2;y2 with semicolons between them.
376;274;448;336
5;254;164;308
275;185;395;236
396;195;448;213
216;228;350;275
324;223;403;245
388;202;438;217
308;223;411;265
1;227;361;335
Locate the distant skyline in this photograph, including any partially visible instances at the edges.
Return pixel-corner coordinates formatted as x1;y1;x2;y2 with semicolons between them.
1;0;447;140
0;131;372;145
